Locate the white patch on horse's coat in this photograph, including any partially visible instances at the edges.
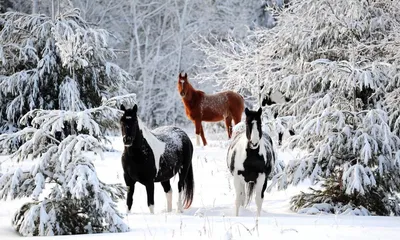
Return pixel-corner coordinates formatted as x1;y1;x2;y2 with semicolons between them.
126;116;132;119
180;80;185;83
255;174;266;217
166;190;172;212
177;191;183;213
250;121;260;149
149;205;154;214
270;90;286;104
228;133;249;173
138;119;166;175
234;177;245;216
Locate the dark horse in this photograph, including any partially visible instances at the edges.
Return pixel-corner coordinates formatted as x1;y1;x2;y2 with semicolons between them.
178;73;244;146
120;104;194;214
227;107;276;217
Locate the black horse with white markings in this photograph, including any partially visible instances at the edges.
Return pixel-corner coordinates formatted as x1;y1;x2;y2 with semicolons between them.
227;107;276;217
120;104;194;214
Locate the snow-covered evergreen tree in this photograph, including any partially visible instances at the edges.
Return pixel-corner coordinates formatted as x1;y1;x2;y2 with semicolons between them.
197;0;400;215
0;95;135;236
0;8;138;134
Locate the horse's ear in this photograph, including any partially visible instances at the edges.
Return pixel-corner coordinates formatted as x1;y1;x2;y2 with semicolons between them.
257;107;262;116
179;73;182;78
245;107;250;116
184;73;187;78
133;104;138;113
120;104;126;111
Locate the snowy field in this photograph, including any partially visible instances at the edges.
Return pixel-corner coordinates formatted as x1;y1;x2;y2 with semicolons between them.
1;130;400;239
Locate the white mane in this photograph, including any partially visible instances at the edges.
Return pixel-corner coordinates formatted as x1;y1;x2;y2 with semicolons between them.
137;118;166;175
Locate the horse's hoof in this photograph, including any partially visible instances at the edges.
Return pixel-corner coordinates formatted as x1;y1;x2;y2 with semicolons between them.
149;205;155;214
126;206;131;215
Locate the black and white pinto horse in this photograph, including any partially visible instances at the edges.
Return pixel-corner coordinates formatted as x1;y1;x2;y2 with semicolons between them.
261;89;295;145
120;104;194;214
227;107;276;217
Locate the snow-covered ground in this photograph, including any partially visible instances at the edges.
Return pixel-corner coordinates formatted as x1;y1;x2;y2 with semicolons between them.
1;130;400;239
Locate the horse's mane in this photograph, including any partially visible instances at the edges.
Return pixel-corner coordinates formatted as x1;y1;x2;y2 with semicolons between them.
182;83;204;107
137;118;166;174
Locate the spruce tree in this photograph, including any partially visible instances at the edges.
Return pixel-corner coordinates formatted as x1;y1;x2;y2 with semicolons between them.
0;8;139;236
0;95;136;236
0;8;136;135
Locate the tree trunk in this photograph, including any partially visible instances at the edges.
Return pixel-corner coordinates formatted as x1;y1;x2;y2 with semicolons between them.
174;0;190;124
32;0;38;14
51;0;55;20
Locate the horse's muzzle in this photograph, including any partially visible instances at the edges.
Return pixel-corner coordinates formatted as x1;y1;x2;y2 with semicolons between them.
248;141;260;149
180;91;185;97
123;136;133;146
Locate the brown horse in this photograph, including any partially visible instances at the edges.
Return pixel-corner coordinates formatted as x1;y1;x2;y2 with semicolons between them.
177;73;245;146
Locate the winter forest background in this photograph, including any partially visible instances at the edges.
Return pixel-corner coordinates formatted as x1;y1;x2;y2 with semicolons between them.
1;0;400;237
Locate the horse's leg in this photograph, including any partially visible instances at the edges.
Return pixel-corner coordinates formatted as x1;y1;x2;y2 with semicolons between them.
161;181;172;212
145;182;155;214
177;179;184;213
194;120;201;146
255;174;267;217
224;116;233;139
233;176;245;216
232;110;243;127
200;124;207;146
123;173;136;213
195;120;207;146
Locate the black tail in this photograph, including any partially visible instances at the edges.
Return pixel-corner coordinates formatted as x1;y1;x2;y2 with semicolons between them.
183;163;194;209
245;181;255;207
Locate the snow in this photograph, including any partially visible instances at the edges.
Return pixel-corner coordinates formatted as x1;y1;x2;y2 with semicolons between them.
1;132;400;239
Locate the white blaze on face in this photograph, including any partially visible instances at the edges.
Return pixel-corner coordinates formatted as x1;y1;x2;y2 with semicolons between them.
250;120;260;148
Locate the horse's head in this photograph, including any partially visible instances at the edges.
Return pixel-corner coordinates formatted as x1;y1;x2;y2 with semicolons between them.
120;104;139;147
245;107;263;149
177;72;189;98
